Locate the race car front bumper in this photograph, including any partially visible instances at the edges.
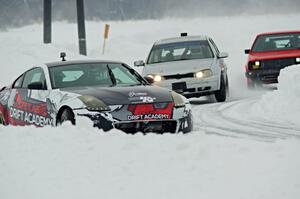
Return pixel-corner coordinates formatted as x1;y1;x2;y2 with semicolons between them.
74;104;192;133
153;75;219;98
245;69;280;84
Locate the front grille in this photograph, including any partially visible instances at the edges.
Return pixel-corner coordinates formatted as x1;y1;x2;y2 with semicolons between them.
164;73;194;80
115;120;177;134
261;58;297;69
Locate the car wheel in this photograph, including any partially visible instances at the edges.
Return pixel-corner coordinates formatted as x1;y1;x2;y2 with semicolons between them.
214;75;226;102
58;108;75;125
183;112;193;133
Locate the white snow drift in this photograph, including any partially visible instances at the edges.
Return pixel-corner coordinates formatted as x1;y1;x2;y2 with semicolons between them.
256;65;300;126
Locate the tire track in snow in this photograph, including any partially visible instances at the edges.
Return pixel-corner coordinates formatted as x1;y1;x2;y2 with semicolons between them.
192;97;300;142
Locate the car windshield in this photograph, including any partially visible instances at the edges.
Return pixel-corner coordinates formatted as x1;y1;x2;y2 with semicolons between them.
49;63;144;89
147;40;214;64
252;33;300;52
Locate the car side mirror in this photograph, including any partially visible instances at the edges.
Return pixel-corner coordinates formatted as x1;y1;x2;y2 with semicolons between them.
244;49;250;54
144;76;154;84
218;52;229;58
134;60;145;67
28;82;44;90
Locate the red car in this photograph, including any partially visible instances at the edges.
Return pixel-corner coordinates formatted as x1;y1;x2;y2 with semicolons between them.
245;30;300;88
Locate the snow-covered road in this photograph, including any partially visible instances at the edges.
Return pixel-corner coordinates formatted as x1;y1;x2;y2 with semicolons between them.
193;97;300;142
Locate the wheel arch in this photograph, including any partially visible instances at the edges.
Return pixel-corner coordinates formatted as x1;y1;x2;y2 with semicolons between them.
56;105;75;125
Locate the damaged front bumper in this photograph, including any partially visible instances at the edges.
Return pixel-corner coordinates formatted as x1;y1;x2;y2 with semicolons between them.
74;105;192;133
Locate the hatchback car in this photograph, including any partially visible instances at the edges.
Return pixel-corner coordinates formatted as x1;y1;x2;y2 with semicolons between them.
134;33;229;102
245;30;300;88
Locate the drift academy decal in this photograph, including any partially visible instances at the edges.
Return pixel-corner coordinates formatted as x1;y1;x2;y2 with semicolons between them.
8;90;55;126
127;103;174;121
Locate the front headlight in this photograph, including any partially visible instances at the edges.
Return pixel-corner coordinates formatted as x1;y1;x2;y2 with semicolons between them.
78;95;110;111
146;74;164;82
296;57;300;63
171;91;185;108
250;61;260;70
195;69;213;79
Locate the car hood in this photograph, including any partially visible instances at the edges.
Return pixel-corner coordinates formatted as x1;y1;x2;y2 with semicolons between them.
61;85;173;105
143;59;214;76
249;50;300;61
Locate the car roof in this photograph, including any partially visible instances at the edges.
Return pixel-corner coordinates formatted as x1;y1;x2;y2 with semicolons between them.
257;30;300;36
154;35;209;45
46;59;124;67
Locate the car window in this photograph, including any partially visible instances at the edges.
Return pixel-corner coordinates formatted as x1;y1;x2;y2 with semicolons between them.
49;63;144;89
12;74;24;89
22;67;47;89
147;40;214;64
49;63;113;88
109;64;141;86
61;71;84;82
252;33;300;52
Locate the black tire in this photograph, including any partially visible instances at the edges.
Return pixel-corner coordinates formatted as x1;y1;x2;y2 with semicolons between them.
183;112;193;133
58;108;75;125
215;75;227;102
226;75;229;95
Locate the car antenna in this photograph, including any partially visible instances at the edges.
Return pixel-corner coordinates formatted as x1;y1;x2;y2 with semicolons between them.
60;52;66;61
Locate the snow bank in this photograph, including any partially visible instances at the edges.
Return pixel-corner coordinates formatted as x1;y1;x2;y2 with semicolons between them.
256;65;300;126
1;123;300;199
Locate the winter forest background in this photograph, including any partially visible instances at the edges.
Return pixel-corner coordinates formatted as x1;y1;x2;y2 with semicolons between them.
0;0;300;29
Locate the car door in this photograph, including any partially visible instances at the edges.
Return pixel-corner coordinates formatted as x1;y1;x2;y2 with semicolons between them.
8;67;55;127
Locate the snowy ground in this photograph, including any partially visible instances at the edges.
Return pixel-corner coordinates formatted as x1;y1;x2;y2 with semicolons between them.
1;14;300;199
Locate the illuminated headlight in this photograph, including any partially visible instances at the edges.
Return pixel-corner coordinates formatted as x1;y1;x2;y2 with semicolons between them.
78;95;110;111
195;69;213;79
146;74;164;82
171;91;185;108
296;57;300;63
252;61;260;69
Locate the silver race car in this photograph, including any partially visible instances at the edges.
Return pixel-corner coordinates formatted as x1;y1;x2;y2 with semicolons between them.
0;58;193;133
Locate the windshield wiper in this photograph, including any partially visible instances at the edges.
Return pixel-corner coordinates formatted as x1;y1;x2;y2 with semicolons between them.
128;83;143;86
149;61;162;64
128;68;147;85
106;65;117;86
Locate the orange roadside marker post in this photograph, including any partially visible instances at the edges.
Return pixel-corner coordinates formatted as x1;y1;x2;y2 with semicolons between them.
102;24;110;55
